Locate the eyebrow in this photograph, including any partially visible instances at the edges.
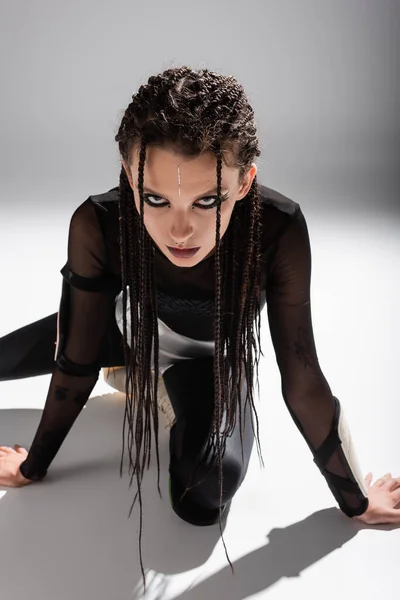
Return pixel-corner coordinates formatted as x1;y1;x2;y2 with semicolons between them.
143;186;228;200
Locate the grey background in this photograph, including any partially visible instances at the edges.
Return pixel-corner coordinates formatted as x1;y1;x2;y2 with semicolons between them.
0;0;399;211
0;2;399;600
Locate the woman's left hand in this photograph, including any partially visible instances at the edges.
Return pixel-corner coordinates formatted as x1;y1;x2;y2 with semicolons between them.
353;472;400;524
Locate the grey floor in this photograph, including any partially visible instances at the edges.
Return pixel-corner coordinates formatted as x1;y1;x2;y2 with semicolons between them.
0;188;399;599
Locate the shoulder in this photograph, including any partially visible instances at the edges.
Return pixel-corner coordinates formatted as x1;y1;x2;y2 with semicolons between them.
88;186;120;209
69;186;118;222
69;186;120;238
257;182;303;249
66;187;121;276
257;182;300;216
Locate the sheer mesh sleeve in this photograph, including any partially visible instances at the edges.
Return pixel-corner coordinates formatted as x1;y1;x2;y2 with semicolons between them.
266;206;369;517
19;199;120;481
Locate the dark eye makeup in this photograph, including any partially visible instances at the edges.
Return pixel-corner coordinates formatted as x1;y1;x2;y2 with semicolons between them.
143;192;230;210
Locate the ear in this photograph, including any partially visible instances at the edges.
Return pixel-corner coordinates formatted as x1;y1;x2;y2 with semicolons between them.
122;160;134;190
237;163;257;200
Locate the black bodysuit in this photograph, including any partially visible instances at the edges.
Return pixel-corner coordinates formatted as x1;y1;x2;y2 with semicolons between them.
0;183;369;518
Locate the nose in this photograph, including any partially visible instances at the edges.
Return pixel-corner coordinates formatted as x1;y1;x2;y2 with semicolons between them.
168;213;195;245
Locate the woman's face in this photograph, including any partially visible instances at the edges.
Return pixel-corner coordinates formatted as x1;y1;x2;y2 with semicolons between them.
123;145;257;267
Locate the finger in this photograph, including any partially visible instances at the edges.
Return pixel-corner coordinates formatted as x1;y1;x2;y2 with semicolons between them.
375;473;392;487
0;446;14;454
14;445;27;454
390;488;400;506
382;477;400;492
365;473;375;489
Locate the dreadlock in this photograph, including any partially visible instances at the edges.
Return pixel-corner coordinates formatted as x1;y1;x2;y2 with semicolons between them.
113;66;264;589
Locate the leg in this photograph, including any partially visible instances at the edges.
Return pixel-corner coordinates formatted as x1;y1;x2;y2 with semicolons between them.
0;303;125;382
162;356;255;525
0;313;58;381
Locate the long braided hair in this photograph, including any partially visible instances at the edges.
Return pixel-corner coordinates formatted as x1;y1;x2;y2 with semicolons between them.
114;66;264;587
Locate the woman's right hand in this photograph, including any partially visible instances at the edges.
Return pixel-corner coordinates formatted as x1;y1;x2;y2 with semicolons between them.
0;445;34;488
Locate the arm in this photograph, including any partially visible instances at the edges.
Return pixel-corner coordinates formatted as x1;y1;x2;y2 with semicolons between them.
19;199;119;481
266;205;369;517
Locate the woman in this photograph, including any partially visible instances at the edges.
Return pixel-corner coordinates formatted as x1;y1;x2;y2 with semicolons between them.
1;66;399;585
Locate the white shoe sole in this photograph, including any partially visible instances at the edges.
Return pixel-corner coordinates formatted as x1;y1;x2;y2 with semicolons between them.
102;366;176;429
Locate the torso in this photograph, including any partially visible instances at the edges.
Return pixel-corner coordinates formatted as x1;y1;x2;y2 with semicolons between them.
89;183;299;340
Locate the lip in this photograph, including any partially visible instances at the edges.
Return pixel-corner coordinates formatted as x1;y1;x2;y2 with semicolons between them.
167;246;200;258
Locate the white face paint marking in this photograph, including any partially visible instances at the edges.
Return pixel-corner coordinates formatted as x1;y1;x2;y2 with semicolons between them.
177;163;181;196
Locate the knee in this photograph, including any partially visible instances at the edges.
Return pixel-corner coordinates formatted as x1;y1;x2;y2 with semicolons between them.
175;451;245;507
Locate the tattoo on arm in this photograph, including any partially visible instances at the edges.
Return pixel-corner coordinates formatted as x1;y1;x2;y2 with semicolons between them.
54;385;89;406
294;326;315;368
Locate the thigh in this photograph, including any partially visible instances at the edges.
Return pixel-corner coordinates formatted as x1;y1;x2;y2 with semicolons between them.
163;356;255;507
0;313;58;381
162;356;215;444
0;306;125;382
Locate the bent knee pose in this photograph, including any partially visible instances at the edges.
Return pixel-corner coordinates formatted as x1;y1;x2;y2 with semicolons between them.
163;356;254;525
2;66;388;589
0;311;254;526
